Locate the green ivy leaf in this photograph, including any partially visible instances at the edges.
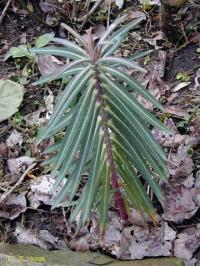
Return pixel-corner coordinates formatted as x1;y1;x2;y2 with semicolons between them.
0;80;24;122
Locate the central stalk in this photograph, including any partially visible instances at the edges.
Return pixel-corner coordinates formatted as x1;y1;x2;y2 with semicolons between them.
94;70;127;220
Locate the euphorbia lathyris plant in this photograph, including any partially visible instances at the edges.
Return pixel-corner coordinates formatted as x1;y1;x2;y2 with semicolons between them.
31;14;168;231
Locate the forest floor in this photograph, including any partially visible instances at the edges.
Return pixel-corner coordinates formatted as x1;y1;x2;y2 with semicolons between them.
0;1;200;266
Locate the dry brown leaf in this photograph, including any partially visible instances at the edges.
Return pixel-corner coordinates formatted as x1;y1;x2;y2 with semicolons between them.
37;54;64;76
6;130;23;147
14;223;52;250
123;222;176;259
7;156;36;175
162;182;198;223
171;82;191;92
165;105;188;118
27;174;66;208
174;225;200;260
167;144;194;178
0;192;27;220
0;143;8;158
152;118;197;147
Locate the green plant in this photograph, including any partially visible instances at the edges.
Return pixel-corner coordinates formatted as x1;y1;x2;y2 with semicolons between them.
176;72;190;82
31;15;168;231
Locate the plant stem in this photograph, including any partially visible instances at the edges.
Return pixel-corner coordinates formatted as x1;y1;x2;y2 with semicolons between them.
94;71;128;220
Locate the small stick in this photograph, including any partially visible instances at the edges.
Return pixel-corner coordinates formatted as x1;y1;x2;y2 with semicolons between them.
107;0;112;28
78;0;102;29
0;0;12;25
0;163;36;204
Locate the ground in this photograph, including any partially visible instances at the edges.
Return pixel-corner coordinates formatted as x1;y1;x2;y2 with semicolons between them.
0;1;200;266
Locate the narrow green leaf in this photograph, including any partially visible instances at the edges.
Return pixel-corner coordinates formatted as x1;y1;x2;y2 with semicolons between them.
102;37;123;57
30;47;85;60
99;65;163;110
33;67;84;86
112;130;165;203
54;103;100;207
100;74;169;133
103;86;166;163
52;38;88;57
101;17;144;56
79;132;104;225
98;57;147;73
37;67;93;143
108;107;166;179
99;161;111;231
115;150;156;217
51;83;95;191
98;14;128;46
70;119;103;223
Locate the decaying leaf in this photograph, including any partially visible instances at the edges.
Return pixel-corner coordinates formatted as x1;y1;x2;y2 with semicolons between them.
162;182;198;223
124;222;176;259
6;130;23;147
0;80;24;122
14;223;52;250
194;172;200;207
27;174;66;208
0;143;8;158
0;193;27;220
37;55;64;76
152;119;196;147
24;107;46;125
39;230;68;250
174;225;200;260
7;156;36;175
167;144;194;178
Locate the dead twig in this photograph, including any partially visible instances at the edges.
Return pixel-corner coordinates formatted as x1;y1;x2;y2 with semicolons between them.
0;163;36;204
78;0;102;29
0;0;12;25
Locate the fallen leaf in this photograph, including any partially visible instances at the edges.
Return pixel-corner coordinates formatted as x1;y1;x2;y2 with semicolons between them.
144;31;165;50
162;182;198;223
165;105;188;118
115;0;124;9
194;172;200;207
14;223;52;249
171;82;191;92
152;119;196;147
167;144;194;178
0;193;27;220
139;0;161;6
24;107;46;125
69;233;90;251
7;156;35;175
27;174;67;208
37;55;64;76
39;230;67;250
82;24;106;42
194;68;200;89
6;130;23;147
122;222;176;259
174;225;200;260
39;0;54;13
0;143;8;158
